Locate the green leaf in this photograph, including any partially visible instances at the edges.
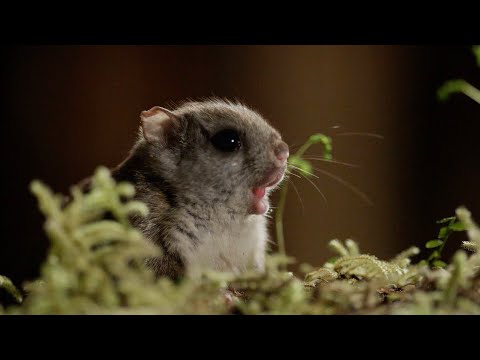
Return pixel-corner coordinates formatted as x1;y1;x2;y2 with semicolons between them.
432;260;447;269
428;250;440;261
425;240;443;249
308;134;333;160
418;260;428;267
438;227;449;239
288;156;313;176
308;134;327;143
449;222;466;232
436;217;456;224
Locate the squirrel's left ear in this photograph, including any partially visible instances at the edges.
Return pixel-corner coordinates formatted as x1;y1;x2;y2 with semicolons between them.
140;106;178;145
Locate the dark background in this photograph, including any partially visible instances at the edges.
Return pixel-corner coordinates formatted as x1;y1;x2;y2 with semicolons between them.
1;45;479;285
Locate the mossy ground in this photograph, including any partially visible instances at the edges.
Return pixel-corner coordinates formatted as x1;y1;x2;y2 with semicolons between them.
0;167;479;315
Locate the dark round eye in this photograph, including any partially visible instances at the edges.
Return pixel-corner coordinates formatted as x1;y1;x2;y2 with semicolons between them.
210;129;242;152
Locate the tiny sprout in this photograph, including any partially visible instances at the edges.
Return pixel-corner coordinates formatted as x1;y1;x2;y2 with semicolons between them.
275;132;333;266
437;46;480;104
423;215;466;269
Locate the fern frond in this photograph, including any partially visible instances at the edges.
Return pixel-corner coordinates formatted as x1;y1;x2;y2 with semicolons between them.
390;246;420;267
462;241;478;252
0;276;23;304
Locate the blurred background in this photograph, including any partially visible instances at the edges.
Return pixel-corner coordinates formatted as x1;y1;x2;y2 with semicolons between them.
1;45;479;285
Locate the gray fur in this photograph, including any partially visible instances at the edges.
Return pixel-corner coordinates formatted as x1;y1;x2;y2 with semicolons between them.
111;99;287;279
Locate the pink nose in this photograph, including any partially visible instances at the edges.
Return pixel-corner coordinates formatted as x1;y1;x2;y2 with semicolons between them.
274;141;289;164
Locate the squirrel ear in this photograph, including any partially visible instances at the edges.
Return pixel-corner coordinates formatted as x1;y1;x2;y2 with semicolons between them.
140;106;178;145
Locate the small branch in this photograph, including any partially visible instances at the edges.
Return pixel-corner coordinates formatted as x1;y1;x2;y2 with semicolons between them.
438;79;480;105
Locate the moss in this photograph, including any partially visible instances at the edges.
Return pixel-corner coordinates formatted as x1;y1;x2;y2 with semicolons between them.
1;166;479;315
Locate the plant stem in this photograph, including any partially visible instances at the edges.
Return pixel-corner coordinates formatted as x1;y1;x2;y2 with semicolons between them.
438;80;480;105
274;134;332;270
436;219;455;259
294;134;332;160
461;82;480;104
275;180;289;270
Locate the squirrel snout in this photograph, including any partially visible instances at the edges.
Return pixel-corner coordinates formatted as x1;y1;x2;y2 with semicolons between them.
274;141;289;166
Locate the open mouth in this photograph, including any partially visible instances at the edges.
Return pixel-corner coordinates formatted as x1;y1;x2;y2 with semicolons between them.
249;166;286;215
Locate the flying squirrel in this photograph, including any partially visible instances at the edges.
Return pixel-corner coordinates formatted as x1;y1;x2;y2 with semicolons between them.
84;99;289;279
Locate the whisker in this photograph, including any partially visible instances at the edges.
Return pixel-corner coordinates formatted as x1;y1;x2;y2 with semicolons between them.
300;157;360;168
288;178;305;214
266;237;276;246
288;143;302;152
291;168;328;206
335;132;384;140
285;169;302;179
289;164;319;179
311;166;373;206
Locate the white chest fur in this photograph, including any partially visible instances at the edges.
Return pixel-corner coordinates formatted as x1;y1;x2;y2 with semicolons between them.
182;215;268;276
